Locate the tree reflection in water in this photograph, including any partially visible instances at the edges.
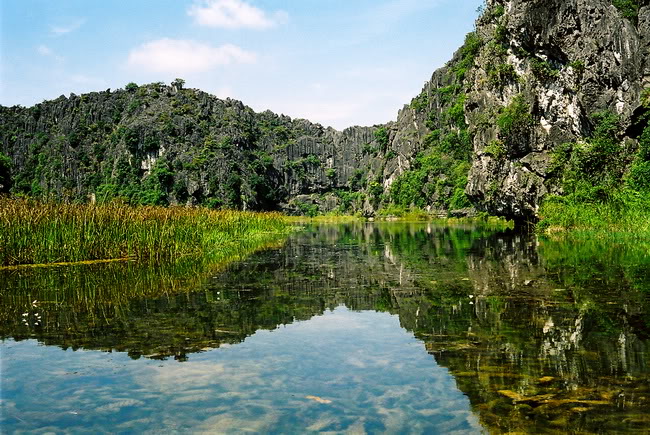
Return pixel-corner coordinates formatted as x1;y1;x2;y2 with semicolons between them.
1;222;649;432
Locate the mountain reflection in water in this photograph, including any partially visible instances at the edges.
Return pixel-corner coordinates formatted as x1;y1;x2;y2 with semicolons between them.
1;223;649;433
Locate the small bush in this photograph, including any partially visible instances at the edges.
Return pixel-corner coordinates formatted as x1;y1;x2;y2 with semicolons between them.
484;140;506;159
410;92;429;113
488;63;518;89
611;0;640;22
569;60;586;74
627;161;650;191
530;58;559;81
497;95;533;152
374;127;389;151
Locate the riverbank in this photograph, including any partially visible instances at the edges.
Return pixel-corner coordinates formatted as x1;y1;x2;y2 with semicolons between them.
537;190;650;241
0;197;290;267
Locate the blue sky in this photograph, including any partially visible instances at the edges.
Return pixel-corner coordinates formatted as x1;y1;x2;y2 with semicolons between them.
1;0;482;129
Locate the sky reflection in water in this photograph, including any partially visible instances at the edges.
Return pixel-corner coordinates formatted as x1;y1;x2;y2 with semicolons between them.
2;307;481;434
1;222;649;433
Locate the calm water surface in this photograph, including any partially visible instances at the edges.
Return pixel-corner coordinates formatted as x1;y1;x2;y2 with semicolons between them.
1;223;649;433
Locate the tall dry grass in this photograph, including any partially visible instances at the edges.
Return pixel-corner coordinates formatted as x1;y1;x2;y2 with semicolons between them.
0;197;289;266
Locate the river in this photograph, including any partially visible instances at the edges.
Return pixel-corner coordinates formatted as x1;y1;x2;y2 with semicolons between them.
1;223;649;433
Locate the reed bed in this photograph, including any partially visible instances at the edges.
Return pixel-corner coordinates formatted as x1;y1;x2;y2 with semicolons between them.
0;197;290;266
538;190;650;240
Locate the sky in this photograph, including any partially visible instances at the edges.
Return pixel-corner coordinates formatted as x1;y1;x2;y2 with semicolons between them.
0;0;482;129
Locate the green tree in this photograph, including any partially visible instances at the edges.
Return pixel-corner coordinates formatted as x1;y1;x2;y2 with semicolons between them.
374;127;389;152
172;78;185;90
125;82;138;92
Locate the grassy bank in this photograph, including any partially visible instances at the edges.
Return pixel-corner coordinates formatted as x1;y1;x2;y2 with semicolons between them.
536;100;650;240
0;197;290;266
537;189;650;240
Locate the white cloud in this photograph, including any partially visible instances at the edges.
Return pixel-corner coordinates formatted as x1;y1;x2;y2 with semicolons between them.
126;39;256;74
50;19;86;36
36;44;63;62
188;0;288;29
69;74;106;87
253;88;409;129
37;45;54;56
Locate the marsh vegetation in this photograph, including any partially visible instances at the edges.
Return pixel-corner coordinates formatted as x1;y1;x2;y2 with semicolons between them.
0;197;289;266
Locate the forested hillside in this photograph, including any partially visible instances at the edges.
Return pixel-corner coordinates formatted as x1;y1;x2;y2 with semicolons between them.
2;0;648;224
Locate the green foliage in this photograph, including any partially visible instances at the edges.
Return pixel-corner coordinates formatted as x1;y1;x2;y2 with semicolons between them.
569;60;586;74
368;179;383;203
454;32;483;81
439;131;472;161
423;130;441;148
530;58;560;81
484;140;506;159
124;127;140;153
336;190;364;212
449;187;471;209
296;201;319;217
204;197;223;210
494;24;508;44
305;154;321;166
611;0;641;21
642;88;650;108
217;136;234;150
488;63;518;89
348;169;365;190
287;155;320;180
410;92;430;113
478;2;506;21
125;82;138;92
436;85;460;105
627;161;650;191
547;142;574;177
325;168;336;179
391;69;474;212
127;99;141;115
496;95;533;149
362;143;378;155
389;148;470;210
539;189;650;235
172;78;185;89
626;125;650;191
0;197;289;266
638;124;650;161
590;111;619;140
376;204;429;219
374;127;389;151
537;111;650;233
444;95;466;129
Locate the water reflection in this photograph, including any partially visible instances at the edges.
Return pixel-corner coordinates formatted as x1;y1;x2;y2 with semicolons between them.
1;223;649;433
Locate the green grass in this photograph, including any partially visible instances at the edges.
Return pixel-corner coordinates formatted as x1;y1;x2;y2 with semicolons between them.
537;189;650;241
537;107;650;240
0;197;290;266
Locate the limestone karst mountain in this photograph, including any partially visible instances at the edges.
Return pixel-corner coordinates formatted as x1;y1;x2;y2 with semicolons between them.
1;0;648;222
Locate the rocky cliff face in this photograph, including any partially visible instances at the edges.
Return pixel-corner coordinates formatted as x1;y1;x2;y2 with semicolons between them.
1;0;648;219
0;85;388;213
465;0;649;220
